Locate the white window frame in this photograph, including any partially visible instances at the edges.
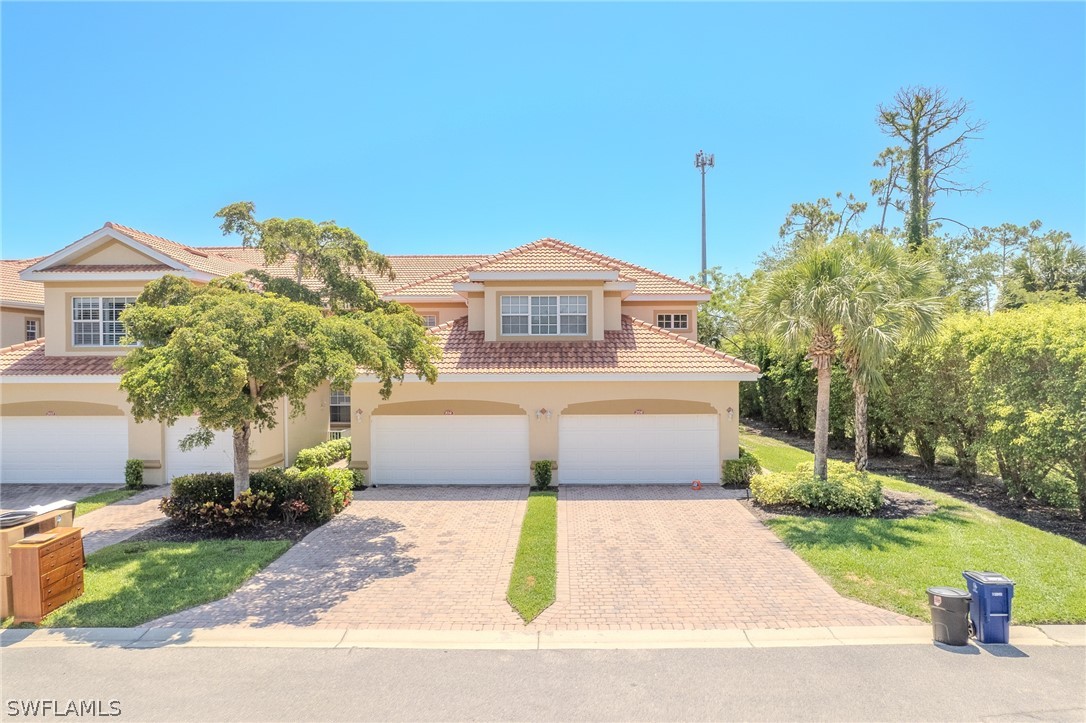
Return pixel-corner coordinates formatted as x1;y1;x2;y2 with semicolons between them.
24;319;39;342
420;314;438;327
71;297;137;347
330;390;351;425
500;295;588;336
656;313;689;330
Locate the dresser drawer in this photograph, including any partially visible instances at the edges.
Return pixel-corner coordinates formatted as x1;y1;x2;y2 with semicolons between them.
37;531;81;557
41;568;83;600
41;581;84;616
40;559;83;588
40;539;83;570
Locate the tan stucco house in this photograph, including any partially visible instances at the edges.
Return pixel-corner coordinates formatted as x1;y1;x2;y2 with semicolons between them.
0;222;759;487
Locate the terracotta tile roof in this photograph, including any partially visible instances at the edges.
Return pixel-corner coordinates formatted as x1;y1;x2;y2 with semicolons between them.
47;264;172;273
0;338;118;376
0;258;45;306
420;316;759;376
385;239;707;298
201;246;488;295
100;222;255;277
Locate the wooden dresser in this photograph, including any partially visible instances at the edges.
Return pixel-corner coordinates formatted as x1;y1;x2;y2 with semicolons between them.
11;527;85;624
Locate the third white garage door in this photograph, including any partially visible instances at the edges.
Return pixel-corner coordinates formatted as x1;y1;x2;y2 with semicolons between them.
371;415;530;485
559;414;720;484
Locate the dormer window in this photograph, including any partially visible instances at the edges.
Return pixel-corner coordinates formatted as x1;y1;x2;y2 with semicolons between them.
657;313;689;330
501;295;587;336
72;296;136;346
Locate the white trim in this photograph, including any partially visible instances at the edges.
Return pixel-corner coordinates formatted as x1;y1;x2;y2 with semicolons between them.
450;282;485;292
602;281;637;291
0;375;122;384
0;301;44;311
20;227;190;276
356;372;760;383
467;271;620;281
625;293;711;302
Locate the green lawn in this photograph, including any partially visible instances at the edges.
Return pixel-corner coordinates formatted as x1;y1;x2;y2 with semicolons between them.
6;540;290;628
75;488;140;517
507;490;557;623
740;430;1086;624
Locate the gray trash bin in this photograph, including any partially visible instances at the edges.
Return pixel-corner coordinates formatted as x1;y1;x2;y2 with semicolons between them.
927;586;971;646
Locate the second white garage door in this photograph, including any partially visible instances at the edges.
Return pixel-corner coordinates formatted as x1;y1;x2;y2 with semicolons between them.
371;415;530;485
559;414;720;484
165;417;235;481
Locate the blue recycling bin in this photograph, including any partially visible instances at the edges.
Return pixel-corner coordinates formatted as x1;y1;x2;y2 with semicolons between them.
962;571;1015;644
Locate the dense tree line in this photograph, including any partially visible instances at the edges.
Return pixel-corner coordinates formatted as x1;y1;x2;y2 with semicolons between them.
705;86;1086;516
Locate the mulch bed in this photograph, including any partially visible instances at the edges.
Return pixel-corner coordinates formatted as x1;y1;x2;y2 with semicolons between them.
127;519;320;544
743;419;1086;545
741;488;937;523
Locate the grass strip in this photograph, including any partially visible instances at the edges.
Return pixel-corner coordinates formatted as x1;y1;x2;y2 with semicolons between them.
75;488;140;517
507;490;557;623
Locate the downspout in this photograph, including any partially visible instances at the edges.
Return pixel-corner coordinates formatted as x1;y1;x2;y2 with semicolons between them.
282;395;289;468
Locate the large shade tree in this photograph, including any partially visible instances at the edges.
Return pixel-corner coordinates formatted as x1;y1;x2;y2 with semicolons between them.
117;275;440;496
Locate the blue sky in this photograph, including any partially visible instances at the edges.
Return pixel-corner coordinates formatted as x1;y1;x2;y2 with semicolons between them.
3;2;1083;280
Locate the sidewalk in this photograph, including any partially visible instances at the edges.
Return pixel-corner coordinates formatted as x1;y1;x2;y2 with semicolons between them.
2;624;1083;651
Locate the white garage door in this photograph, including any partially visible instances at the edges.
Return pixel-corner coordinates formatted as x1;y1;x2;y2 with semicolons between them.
165;418;235;481
559;414;720;484
372;415;529;485
0;416;128;484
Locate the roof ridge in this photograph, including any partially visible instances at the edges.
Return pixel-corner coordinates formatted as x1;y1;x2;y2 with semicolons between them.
548;240;709;294
624;316;761;372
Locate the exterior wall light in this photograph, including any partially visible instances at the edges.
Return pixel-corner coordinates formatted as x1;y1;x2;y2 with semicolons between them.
726;407;734;421
355;409;364;422
536;408;552;420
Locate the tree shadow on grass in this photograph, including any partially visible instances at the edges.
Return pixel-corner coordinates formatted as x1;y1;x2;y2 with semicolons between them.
767;505;975;552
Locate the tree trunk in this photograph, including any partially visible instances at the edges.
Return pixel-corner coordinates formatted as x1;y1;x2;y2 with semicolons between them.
853;382;869;471
914;430;937;471
907;119;923;250
814;361;831;480
233;422;251;498
954;442;977;480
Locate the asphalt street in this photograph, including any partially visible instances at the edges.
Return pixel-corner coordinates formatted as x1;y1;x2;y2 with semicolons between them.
3;644;1084;722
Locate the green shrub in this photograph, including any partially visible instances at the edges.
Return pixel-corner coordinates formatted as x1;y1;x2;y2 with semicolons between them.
125;459;144;490
721;446;761;487
290;468;337;523
170;473;234;506
532;460;554;490
160;489;275;529
750;460;882;516
294;438;352;470
249;467;295;506
351;469;366;490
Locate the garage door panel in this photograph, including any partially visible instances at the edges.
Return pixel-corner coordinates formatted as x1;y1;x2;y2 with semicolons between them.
560;414;719;484
372;415;529;485
0;416;128;484
165;418;234;480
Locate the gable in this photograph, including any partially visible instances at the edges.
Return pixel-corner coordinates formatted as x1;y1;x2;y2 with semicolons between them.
60;239;164;268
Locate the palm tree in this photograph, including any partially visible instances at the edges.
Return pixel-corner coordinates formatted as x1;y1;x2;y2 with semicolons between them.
746;238;863;479
838;234;944;470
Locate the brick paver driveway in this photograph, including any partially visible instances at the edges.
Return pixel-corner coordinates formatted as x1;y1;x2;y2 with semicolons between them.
153;487;528;630
153;484;916;632
531;486;917;630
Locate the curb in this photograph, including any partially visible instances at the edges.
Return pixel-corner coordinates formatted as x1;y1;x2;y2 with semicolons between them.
1;625;1083;651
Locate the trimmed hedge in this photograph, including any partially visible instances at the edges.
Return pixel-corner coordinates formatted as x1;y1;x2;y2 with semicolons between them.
125;459;144;490
164;466;353;527
532;460;554;490
294;438;351;470
750;460;882;516
722;446;761;487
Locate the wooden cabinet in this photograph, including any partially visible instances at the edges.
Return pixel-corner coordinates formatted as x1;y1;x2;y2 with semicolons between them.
11;527;84;624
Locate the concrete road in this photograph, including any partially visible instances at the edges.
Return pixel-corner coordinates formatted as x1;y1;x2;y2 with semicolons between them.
2;645;1083;721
